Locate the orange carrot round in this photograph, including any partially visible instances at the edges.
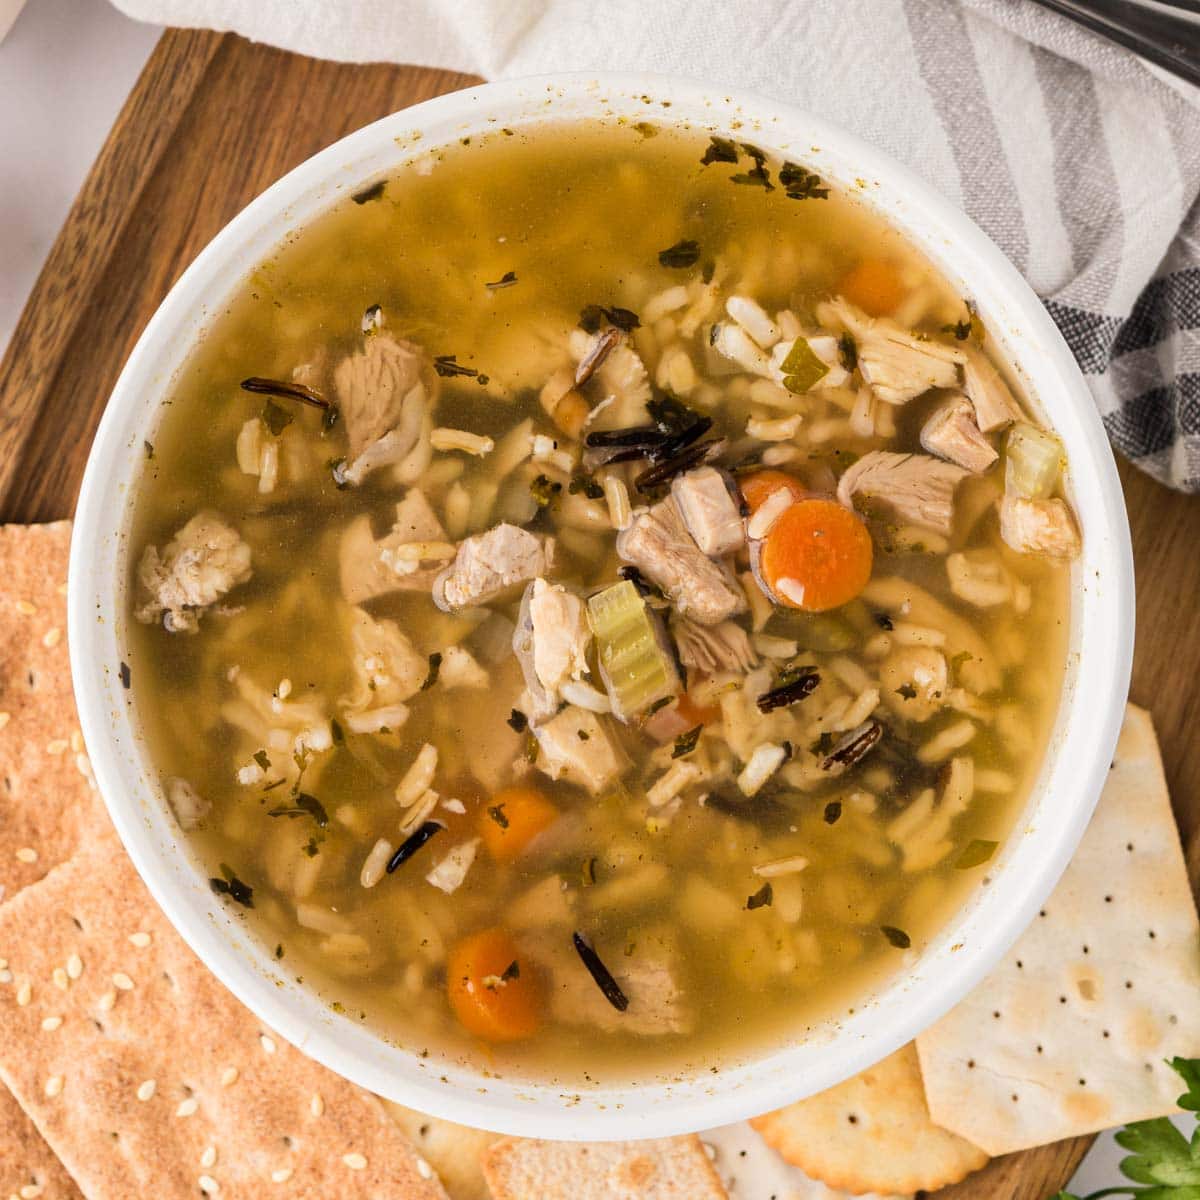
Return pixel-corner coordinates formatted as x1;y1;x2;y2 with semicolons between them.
447;927;541;1042
738;470;806;514
479;785;558;862
758;498;873;612
839;259;906;318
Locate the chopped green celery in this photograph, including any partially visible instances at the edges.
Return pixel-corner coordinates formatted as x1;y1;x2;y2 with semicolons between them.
1005;423;1063;499
587;580;679;721
779;337;830;394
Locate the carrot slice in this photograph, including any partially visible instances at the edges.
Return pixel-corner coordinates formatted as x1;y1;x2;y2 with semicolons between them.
758;498;873;612
839;259;906;318
738;470;806;514
447;927;541;1042
479;785;558;862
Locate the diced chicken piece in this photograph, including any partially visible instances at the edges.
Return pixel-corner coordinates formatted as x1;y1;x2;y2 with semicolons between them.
343;608;427;713
821;298;964;404
591;340;652;428
533;706;628;796
670;467;745;557
879;647;949;723
136;512;252;633
340;489;452;604
616;497;746;626
920;393;998;473
671;615;758;676
963;347;1023;432
999;495;1081;559
519;930;694;1036
165;777;209;831
513;579;591;721
439;645;489;690
837;451;968;537
334;335;438;485
434;523;552;612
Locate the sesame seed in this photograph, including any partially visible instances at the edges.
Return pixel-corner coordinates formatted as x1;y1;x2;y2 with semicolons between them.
128;932;152;948
16;980;32;1006
46;740;68;756
112;972;134;990
56;582;67;596
15;600;36;616
198;1175;219;1195
416;1157;433;1179
21;1183;46;1199
44;1075;63;1098
136;1079;156;1102
0;969;10;984
66;953;83;979
310;1093;324;1118
97;990;116;1012
51;967;68;990
220;1066;239;1087
200;1146;217;1169
277;678;292;700
70;730;82;752
0;712;9;731
270;1168;293;1183
260;1034;277;1055
0;957;7;970
342;1153;367;1171
42;628;61;648
15;848;37;864
41;1016;62;1031
176;1097;199;1118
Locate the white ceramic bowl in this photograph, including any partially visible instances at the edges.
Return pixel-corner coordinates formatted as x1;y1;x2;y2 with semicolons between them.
69;72;1133;1139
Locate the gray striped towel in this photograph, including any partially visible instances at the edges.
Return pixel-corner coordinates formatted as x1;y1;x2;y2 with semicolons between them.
114;0;1200;489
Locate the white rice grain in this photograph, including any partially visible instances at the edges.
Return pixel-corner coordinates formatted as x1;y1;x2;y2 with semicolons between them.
737;743;788;796
395;743;438;807
917;720;977;764
602;475;632;531
746;413;802;442
746;487;794;541
431;428;494;457
559;680;612;713
726;296;780;347
343;704;409;735
752;634;798;659
646;761;702;808
443;481;471;540
425;838;480;894
359;838;394;889
753;854;809;878
642;284;690;324
762;445;800;467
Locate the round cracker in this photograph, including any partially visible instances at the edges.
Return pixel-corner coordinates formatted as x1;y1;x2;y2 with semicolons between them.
750;1043;987;1194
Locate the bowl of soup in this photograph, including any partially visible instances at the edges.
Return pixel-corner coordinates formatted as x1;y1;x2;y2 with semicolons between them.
68;72;1132;1138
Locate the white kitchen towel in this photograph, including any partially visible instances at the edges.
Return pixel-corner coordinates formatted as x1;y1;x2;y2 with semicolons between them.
110;0;1200;490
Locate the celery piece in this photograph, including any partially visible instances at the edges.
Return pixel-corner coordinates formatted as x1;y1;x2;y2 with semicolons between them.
780;337;830;394
587;580;680;721
1005;422;1063;500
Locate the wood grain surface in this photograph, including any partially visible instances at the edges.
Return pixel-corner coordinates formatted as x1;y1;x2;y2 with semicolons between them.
0;27;1195;1200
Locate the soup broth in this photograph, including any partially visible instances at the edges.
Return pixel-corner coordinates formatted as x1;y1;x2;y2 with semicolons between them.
127;122;1074;1082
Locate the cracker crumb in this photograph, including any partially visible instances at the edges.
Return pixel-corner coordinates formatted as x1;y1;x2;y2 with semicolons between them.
221;1066;239;1087
176;1097;199;1118
200;1146;217;1169
342;1153;368;1171
41;1016;62;1031
15;847;37;864
310;1093;324;1118
16;980;32;1006
129;931;152;948
97;989;116;1011
260;1034;277;1055
112;971;134;990
42;627;61;648
136;1079;157;1102
66;953;83;979
270;1168;293;1183
52;967;68;990
44;1075;63;1098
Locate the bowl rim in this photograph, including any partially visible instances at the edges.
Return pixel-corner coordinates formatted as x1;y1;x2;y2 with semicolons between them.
68;69;1134;1139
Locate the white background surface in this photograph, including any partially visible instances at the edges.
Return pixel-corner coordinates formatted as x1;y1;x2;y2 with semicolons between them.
0;0;1178;1193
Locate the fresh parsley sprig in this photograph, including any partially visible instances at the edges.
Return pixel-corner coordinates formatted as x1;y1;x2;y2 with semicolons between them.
1054;1058;1200;1199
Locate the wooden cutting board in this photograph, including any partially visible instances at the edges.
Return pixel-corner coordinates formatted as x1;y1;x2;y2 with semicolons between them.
2;27;1198;1200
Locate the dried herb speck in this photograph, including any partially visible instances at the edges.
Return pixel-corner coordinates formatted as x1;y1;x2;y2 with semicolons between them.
824;800;843;825
487;804;509;830
118;661;131;690
506;709;528;733
351;180;386;205
210;865;253;908
672;725;703;759
658;239;701;269
485;271;518;291
746;882;774;910
700;135;739;166
881;925;911;950
421;652;442;691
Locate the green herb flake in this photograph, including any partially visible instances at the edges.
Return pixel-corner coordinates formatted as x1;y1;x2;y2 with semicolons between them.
577;729;591;742
779;161;829;200
581;857;597;887
330;718;345;745
604;306;641;332
823;800;843;825
253;749;271;771
568;475;605;499
261;399;294;437
746;882;774;910
658;239;701;269
487;804;509;830
633;121;659;138
838;332;858;372
955;839;999;870
500;959;520;982
699;135;739;166
530;474;563;508
268;793;330;829
274;943;284;959
579;304;605;334
485;270;518;290
303;836;321;858
730;143;773;190
506;709;528;733
672;725;703;759
880;925;911;949
421;652;442;691
351;180;386;205
143;441;155;460
895;683;918;700
210;865;253;908
523;730;540;763
779;337;830;394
